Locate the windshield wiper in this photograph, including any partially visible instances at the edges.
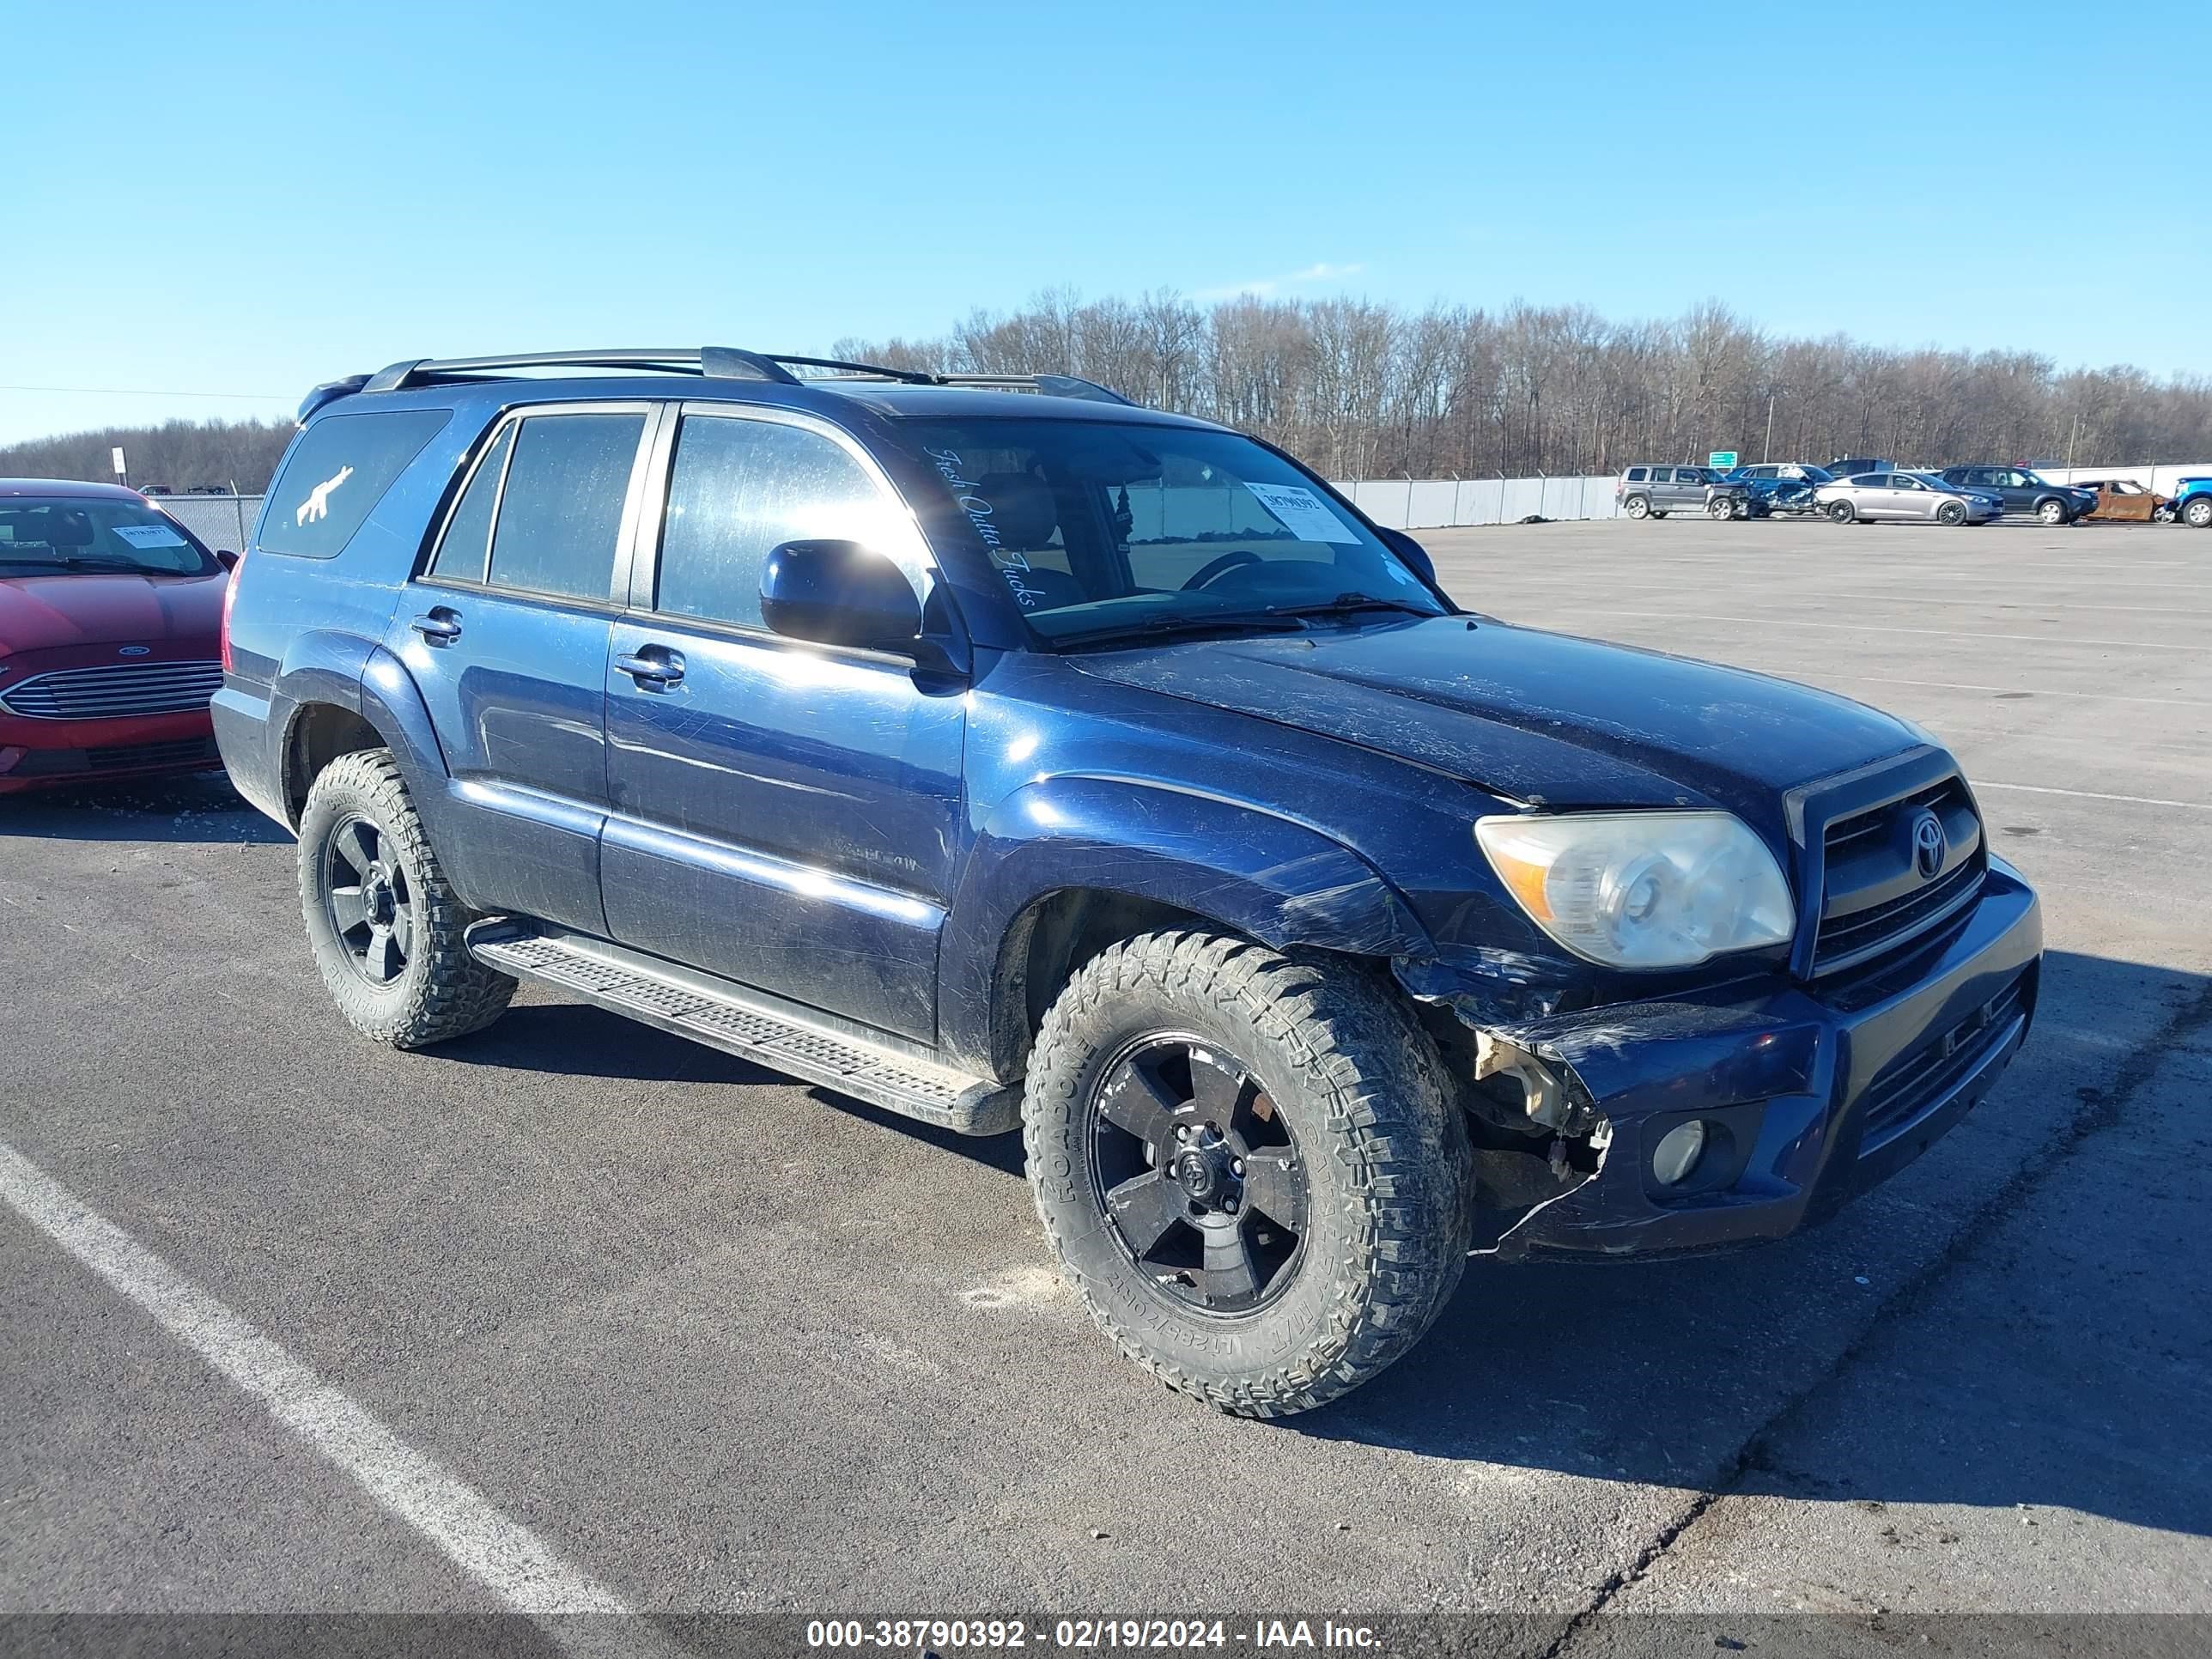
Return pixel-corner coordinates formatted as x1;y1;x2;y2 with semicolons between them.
1264;592;1441;622
1050;611;1309;651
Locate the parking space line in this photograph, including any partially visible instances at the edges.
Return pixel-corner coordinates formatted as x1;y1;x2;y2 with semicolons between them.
1975;781;2212;811
0;1140;668;1645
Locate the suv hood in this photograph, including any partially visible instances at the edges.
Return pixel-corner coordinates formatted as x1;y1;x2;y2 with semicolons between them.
1070;616;1918;828
0;569;227;659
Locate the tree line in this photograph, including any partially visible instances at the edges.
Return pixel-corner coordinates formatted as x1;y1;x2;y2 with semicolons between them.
0;416;295;495
9;298;2207;493
836;291;2212;480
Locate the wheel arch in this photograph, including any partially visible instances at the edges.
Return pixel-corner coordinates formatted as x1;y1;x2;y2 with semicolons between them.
272;637;451;829
939;775;1433;1079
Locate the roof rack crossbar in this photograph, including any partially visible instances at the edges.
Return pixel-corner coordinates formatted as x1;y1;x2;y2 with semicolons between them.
935;374;1136;406
360;349;804;395
341;353;1139;407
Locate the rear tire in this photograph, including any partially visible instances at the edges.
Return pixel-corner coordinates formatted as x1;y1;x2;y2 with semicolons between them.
1022;930;1473;1417
298;749;515;1048
1625;495;1650;520
1828;501;1855;524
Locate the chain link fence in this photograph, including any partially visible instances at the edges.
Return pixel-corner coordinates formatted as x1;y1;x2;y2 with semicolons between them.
151;494;262;551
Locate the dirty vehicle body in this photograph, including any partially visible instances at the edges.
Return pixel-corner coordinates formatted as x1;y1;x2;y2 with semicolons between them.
2071;479;2174;523
1;479;236;793
215;349;2043;1414
1617;465;1760;520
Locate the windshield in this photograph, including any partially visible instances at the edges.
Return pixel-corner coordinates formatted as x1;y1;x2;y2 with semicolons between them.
0;497;218;577
894;420;1443;644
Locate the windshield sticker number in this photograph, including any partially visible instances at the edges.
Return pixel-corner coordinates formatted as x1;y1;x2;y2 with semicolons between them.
1243;483;1360;544
112;522;189;549
295;465;355;526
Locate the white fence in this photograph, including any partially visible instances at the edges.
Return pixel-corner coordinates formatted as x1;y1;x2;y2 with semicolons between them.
2010;463;2212;495
1332;476;1620;529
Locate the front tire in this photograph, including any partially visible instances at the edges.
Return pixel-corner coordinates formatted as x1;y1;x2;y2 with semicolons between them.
1022;931;1472;1417
298;749;515;1048
2037;498;2069;526
1937;501;1966;526
1707;495;1735;521
2185;499;2212;529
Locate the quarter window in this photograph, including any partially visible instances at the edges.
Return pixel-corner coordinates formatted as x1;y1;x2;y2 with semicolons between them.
484;413;645;601
427;422;514;580
653;416;919;630
260;408;453;560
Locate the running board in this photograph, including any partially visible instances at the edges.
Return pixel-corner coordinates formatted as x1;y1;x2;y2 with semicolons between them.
464;921;1020;1136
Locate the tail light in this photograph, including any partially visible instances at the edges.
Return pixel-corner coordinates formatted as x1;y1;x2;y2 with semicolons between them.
219;550;245;673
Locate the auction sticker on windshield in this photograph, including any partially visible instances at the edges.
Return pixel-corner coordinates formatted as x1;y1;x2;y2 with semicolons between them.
112;523;189;548
1243;482;1360;544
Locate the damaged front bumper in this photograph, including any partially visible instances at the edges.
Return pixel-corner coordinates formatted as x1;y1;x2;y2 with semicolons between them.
1448;857;2042;1261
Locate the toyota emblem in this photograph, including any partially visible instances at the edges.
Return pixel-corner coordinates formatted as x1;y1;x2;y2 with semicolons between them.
1911;810;1947;880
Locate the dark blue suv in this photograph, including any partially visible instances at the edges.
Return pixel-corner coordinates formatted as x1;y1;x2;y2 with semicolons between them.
216;348;2043;1414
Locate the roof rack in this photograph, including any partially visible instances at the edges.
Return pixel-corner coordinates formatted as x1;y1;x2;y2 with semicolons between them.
338;349;1137;408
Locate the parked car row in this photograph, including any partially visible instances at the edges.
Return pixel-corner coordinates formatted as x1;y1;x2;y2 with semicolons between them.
1622;458;2212;527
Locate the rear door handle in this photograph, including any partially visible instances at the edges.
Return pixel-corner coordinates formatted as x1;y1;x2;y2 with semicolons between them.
410;609;463;642
617;647;685;687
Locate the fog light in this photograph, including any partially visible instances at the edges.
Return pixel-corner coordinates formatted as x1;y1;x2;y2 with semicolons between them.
1652;1120;1709;1187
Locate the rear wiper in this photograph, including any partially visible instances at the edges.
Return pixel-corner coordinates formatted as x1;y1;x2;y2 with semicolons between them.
1050;611;1309;651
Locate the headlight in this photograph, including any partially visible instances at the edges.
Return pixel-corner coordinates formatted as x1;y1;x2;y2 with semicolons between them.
1474;811;1796;969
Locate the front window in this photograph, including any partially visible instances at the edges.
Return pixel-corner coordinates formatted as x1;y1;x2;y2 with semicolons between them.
892;420;1443;645
0;496;220;577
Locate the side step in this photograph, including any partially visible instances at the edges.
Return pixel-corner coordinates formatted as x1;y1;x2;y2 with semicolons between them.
465;921;1020;1136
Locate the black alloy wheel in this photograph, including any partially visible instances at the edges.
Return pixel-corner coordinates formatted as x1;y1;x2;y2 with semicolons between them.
322;813;415;984
1087;1034;1307;1316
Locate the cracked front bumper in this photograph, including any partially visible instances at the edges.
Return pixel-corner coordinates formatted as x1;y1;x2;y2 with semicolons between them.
1474;858;2041;1261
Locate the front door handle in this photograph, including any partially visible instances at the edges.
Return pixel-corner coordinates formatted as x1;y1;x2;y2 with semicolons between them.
617;647;685;687
410;608;463;642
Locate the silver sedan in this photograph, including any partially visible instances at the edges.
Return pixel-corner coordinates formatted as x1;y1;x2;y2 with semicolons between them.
1814;471;2000;526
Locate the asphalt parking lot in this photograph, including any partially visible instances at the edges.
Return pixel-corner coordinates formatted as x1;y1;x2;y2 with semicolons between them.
3;517;2207;1656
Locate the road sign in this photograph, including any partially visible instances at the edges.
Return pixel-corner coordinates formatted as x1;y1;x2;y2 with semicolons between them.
1708;450;1738;470
111;447;127;477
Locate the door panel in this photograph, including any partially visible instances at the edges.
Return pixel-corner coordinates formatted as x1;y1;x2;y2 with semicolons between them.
599;405;963;1042
387;404;654;931
602;626;963;1039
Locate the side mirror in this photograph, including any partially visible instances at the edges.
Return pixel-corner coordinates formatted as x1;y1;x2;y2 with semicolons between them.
216;549;241;572
1376;526;1437;586
759;540;922;652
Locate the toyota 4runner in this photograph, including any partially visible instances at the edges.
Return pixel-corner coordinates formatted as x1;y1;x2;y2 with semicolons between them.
215;348;2042;1415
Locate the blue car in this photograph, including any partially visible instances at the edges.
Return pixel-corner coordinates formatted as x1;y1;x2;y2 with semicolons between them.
2173;477;2212;528
214;348;2043;1414
1722;462;1835;514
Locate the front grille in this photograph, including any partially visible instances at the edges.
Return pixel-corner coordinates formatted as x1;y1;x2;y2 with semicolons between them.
1860;973;2029;1145
0;659;223;720
1812;775;1985;975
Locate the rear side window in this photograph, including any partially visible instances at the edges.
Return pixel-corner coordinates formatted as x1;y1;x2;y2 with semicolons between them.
653;416;920;630
484;413;645;601
427;423;514;580
1625;467;1648;483
261;409;453;559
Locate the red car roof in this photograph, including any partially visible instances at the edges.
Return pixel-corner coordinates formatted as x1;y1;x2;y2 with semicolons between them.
0;477;151;501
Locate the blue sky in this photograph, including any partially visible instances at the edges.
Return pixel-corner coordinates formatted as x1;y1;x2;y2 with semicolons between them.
4;0;2207;444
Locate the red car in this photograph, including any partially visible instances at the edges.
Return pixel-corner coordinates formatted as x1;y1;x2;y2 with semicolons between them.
0;479;237;794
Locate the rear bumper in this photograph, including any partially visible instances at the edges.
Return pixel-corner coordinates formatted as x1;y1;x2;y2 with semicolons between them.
1468;859;2042;1261
0;708;218;793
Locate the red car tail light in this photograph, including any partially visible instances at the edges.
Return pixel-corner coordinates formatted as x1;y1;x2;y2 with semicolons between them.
220;550;246;673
